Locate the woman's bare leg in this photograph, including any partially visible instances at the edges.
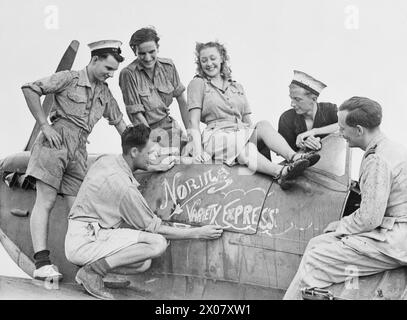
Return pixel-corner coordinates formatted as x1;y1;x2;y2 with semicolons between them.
251;120;296;160
237;142;284;177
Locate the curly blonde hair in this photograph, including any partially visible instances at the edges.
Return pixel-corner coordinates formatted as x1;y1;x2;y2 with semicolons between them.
195;41;232;79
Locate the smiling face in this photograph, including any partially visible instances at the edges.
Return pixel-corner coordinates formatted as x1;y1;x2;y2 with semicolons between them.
199;46;223;79
136;41;158;70
91;54;119;82
131;138;155;170
289;85;317;116
338;110;362;148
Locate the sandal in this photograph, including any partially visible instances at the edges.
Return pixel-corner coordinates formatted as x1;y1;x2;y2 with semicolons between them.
290;152;320;167
276;159;309;190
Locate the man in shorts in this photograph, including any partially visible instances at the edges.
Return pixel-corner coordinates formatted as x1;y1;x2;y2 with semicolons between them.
65;124;223;300
22;40;127;281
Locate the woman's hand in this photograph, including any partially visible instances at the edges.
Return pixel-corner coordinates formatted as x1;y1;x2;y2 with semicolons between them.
181;141;195;156
194;150;211;163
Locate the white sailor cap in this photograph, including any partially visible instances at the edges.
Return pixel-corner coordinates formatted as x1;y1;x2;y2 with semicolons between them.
88;40;123;56
291;70;327;96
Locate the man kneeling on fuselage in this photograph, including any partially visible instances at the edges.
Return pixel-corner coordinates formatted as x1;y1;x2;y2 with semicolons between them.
65;124;223;300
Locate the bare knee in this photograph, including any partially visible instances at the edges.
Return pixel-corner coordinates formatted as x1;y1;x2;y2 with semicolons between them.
237;142;258;165
149;234;168;258
137;259;152;272
237;152;249;165
256;120;274;131
34;181;57;212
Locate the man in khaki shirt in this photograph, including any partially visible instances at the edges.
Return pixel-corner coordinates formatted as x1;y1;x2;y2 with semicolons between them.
65;124;223;300
284;96;407;299
22;40;127;281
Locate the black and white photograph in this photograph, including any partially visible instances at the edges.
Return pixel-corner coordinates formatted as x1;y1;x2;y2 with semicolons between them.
1;0;407;307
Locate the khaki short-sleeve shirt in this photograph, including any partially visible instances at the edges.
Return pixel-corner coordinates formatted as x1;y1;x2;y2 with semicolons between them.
119;57;185;125
187;76;252;125
22;68;123;133
69;154;162;232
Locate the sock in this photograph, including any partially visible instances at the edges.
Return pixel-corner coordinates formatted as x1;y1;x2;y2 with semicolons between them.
33;250;51;269
89;258;111;277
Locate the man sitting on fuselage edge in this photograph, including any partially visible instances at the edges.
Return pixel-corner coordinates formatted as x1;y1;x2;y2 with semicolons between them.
65;124;223;300
283;97;407;299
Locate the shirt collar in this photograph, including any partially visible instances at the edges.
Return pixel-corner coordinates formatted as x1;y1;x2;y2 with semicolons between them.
365;132;386;154
78;68;92;88
135;58;162;73
116;154;140;187
207;77;234;91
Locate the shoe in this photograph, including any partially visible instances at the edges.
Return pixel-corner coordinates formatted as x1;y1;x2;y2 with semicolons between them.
33;264;63;281
291;152;321;167
75;265;114;300
104;279;131;289
277;159;309;190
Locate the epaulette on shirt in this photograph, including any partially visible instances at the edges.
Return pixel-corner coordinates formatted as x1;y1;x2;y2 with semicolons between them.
364;144;377;159
157;57;174;66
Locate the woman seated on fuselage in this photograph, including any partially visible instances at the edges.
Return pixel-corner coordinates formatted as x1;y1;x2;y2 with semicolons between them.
186;41;319;187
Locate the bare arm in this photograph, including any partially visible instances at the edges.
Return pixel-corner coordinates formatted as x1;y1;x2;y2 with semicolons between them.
114;119;128;135
242;114;252;126
188;109;202;153
157;223;223;240
131;112;150;127
22;88;48;126
298;123;339;141
311;123;339;136
297;123;339;150
22;87;62;148
176;93;189;130
188;109;211;162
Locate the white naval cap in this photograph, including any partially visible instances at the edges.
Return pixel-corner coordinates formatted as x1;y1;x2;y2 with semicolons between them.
87;40;123;56
291;70;327;96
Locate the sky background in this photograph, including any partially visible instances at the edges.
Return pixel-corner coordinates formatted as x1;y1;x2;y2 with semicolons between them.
1;0;407;278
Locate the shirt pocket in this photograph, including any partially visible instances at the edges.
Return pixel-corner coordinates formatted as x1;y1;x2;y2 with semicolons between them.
228;86;247;113
137;88;153;111
66;90;88;117
156;82;175;106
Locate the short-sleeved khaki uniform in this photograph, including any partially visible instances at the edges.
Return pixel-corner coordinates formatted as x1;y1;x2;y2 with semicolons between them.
119;57;186;149
187;76;254;165
22;69;123;195
65;154;162;265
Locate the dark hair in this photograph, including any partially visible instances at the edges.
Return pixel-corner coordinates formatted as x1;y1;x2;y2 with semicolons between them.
93;52;124;63
289;83;318;100
129;27;160;51
121;124;151;154
195;41;232;79
339;96;382;128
